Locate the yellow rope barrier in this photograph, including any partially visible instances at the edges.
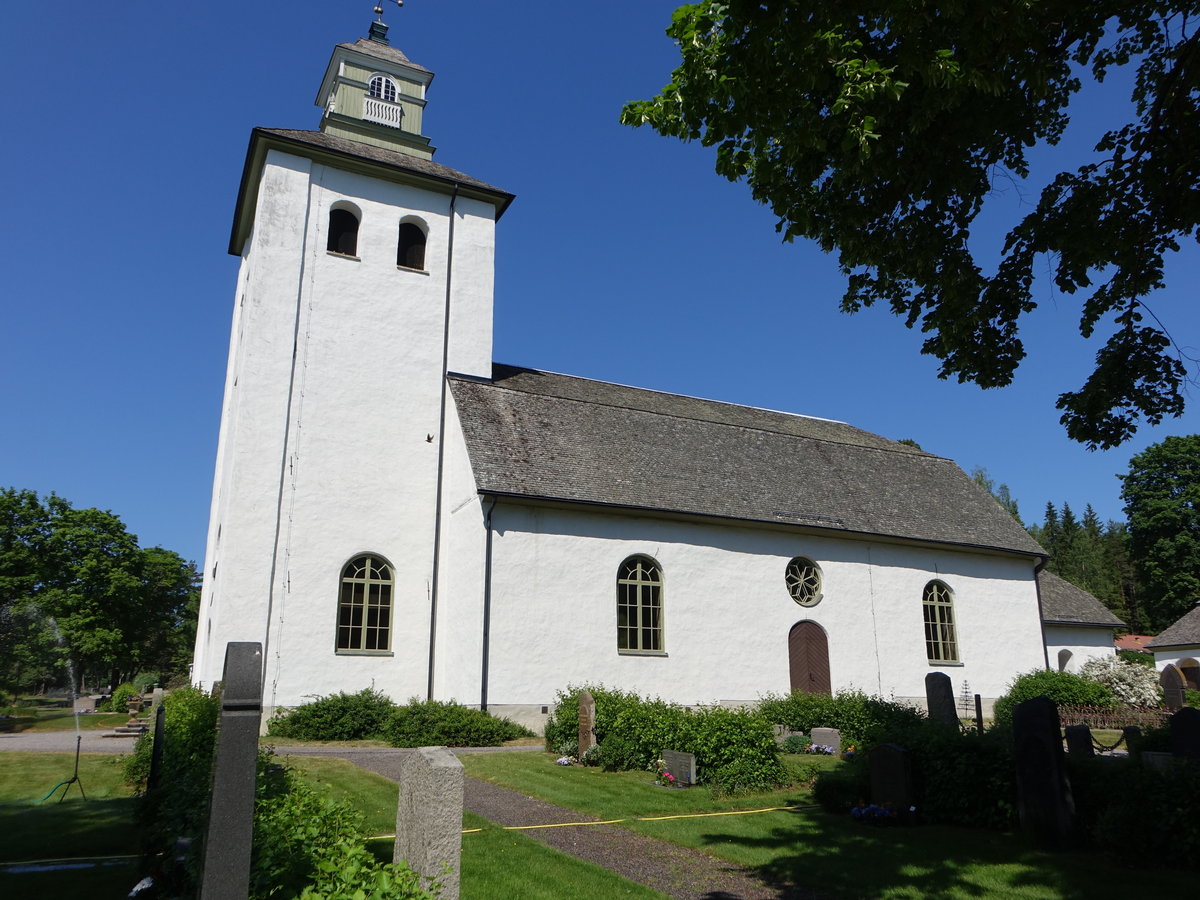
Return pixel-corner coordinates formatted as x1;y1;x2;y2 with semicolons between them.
366;801;818;840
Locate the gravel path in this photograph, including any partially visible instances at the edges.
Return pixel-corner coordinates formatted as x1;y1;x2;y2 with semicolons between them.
0;729;136;753
279;747;821;900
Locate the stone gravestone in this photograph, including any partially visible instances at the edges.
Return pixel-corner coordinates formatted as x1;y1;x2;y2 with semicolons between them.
1064;724;1094;758
394;746;464;900
151;687;165;709
199;642;263;900
811;727;841;753
1169;706;1200;758
577;691;597;754
1161;665;1186;710
662;749;697;785
925;671;959;727
147;703;167;794
1012;696;1074;848
869;743;913;818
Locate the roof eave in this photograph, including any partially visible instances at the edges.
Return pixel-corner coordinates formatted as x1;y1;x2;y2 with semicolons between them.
477;490;1048;561
228;128;515;255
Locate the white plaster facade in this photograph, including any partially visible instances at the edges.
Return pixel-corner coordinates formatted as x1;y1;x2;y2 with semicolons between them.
192;29;1054;731
1043;625;1117;674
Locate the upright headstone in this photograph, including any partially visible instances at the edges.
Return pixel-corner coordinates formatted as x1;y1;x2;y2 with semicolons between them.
147;703;167;794
1121;725;1142;752
811;727;841;753
925;672;958;727
1169;706;1200;758
869;744;913;815
1012;696;1075;848
394;746;464;900
1161;665;1186;710
151;687;165;709
577;691;597;754
1064;724;1094;758
662;749;697;785
199;642;263;900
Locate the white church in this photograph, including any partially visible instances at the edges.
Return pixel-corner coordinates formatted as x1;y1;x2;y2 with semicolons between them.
192;19;1097;730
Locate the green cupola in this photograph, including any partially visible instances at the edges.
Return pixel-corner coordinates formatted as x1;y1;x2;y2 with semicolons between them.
314;13;436;159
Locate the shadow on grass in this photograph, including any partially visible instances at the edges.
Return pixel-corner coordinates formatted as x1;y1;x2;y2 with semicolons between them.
0;797;139;864
702;803;1191;899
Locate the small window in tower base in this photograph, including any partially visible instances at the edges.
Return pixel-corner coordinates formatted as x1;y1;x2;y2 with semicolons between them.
397;222;427;270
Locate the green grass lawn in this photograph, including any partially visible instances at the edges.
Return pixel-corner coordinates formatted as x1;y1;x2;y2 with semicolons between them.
461;750;1194;899
284;755;667;898
1;709;132;732
0;752;140;899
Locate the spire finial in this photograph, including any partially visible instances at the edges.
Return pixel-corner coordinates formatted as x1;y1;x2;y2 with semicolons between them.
368;1;402;44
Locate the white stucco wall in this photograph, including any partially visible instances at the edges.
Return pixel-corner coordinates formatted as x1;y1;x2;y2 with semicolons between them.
193;148;499;715
1043;625;1116;673
473;503;1047;717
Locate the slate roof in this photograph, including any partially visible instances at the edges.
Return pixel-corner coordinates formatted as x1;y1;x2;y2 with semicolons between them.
1145;603;1200;649
449;365;1047;556
337;38;432;73
256;129;512;204
1038;571;1125;627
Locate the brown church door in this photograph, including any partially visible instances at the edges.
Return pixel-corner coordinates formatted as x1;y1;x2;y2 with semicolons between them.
788;620;831;695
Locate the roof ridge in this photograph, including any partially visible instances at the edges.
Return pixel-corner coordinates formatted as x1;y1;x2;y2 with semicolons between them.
451;367;946;460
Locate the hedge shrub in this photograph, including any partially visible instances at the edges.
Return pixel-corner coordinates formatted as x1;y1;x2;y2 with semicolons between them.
991;669;1113;727
126;689;438;898
266;688;396;741
544;685;786;794
1071;756;1200;870
106;681;140;712
756;689;927;747
383;699;533;747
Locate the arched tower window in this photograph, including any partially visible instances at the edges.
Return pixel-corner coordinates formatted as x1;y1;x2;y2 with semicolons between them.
397;221;427;270
922;580;959;664
617;555;663;652
368;74;398;102
336;554;393;652
327;207;360;257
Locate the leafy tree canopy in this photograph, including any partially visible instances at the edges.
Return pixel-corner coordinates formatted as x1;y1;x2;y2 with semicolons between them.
623;1;1198;448
0;487;199;694
1120;434;1200;629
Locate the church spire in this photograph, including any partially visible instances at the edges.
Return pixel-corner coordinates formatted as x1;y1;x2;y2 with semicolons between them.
368;1;402;45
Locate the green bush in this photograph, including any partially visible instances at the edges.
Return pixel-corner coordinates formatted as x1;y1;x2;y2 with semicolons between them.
106;681;140;712
251;757;437;899
125;686;220;890
383;699;533;747
779;734;811;754
991;669;1114;727
266;688;396;741
756;689;927;747
1117;649;1154;667
545;685;786;793
1071;756;1200;870
1186;689;1200;708
543;684;645;753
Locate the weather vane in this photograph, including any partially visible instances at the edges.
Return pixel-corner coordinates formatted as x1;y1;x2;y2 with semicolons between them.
374;1;403;21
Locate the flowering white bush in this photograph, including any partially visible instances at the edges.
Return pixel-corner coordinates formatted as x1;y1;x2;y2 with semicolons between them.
1078;655;1162;706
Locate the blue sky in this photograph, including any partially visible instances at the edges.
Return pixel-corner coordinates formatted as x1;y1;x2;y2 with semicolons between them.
2;1;1197;566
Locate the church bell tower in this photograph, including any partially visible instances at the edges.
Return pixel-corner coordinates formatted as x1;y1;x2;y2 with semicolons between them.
191;8;513;714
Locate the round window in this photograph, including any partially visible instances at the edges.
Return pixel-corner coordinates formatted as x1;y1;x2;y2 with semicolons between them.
786;557;822;607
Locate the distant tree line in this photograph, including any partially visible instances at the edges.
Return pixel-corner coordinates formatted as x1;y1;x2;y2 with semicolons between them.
0;487;198;696
975;434;1200;634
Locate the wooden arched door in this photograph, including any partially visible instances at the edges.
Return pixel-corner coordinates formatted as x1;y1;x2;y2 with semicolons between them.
788;620;831;695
